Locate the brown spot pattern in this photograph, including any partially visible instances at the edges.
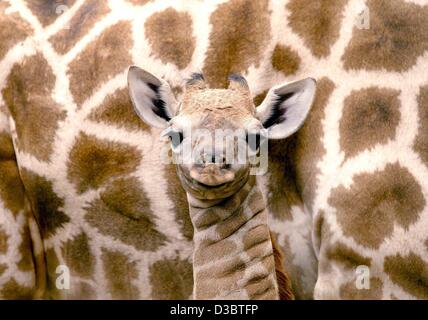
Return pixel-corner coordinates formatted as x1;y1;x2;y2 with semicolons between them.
145;8;195;70
266;138;302;221
68;21;132;106
340;277;383;300
340;87;401;158
20;168;70;237
0;279;33;299
49;0;110;54
101;249;139;299
287;0;348;57
271;44;301;76
17;228;34;272
253;90;268;107
67;132;141;193
0;2;32;61
84;177;166;251
24;0;76;26
2;53;66;161
326;242;372;271
295;78;335;211
88;88;150;132
61;232;94;278
414;85;428;164
0;134;25;216
342;0;428;72
0;228;8;254
149;257;193;300
0;264;7;276
202;0;271;87
329;163;425;248
384;252;428;299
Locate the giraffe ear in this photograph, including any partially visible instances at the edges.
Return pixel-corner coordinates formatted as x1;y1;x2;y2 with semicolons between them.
127;66;178;128
256;78;316;139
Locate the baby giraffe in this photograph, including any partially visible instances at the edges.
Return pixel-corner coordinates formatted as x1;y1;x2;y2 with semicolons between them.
127;67;316;300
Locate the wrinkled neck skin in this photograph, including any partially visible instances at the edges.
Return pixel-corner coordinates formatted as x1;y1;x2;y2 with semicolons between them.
187;176;279;300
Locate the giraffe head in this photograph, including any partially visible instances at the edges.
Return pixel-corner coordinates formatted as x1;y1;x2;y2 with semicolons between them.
128;66;316;200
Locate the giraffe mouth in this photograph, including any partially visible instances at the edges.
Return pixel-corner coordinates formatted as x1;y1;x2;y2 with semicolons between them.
192;179;229;189
178;167;250;200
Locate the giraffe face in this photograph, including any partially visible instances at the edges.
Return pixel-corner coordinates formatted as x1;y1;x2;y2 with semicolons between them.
128;66;316;199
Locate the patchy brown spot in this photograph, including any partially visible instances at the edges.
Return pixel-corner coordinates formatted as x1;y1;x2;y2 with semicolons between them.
164;165;193;240
414;85;428;164
61;232;94;278
266;139;302;220
329;163;425;248
0;2;32;60
17;228;34;272
84;177;166;251
24;0;76;26
203;0;271;87
20;168;70;237
0;163;25;217
0;134;25;215
340;87;401;158
88;88;150;132
294;78;335;211
327;242;372;271
67;132;141;193
384;252;428;299
253;90;268;107
0;278;33;299
340;277;383;299
172;85;183;99
0;227;8;253
342;0;428;72
101;249;139;299
149;257;193;299
287;0;348;57
2;53;66;161
271;44;301;76
49;0;110;54
0;132;14;159
68;21;132;106
145;8;195;70
0;263;7;276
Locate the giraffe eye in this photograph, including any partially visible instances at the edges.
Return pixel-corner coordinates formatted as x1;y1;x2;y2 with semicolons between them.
168;129;184;148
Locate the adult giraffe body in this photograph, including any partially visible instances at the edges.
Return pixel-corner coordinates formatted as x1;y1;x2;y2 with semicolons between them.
0;0;427;299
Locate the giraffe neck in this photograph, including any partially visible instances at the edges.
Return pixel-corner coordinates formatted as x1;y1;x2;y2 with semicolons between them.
187;176;279;300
